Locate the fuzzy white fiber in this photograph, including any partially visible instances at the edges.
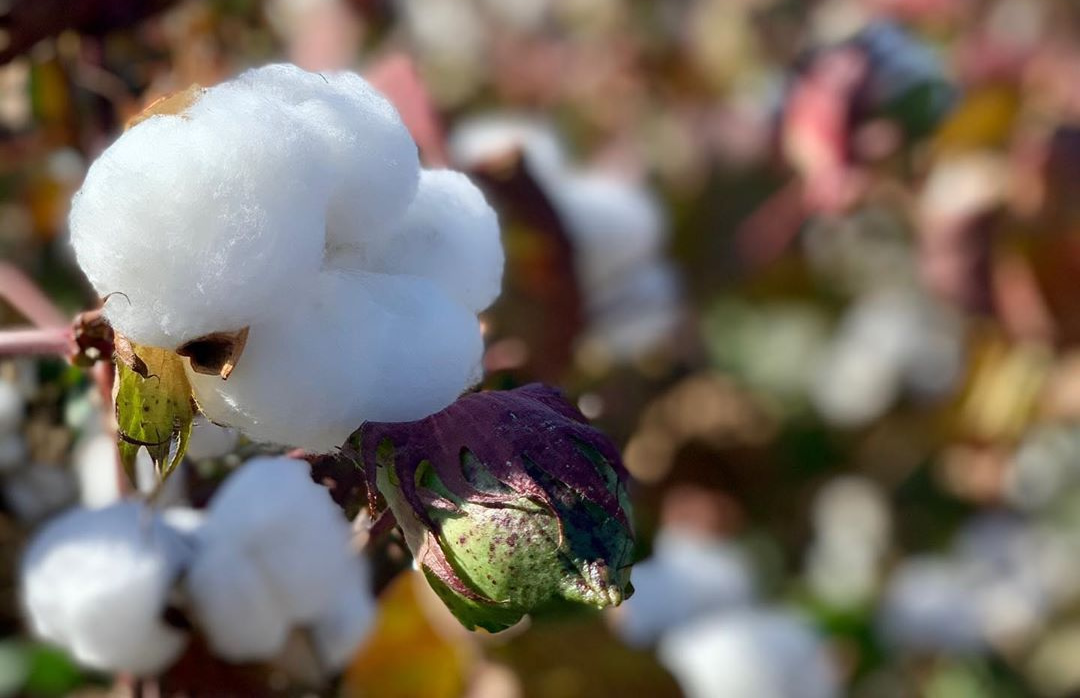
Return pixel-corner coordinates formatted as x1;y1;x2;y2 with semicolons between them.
71;63;502;450
615;529;755;647
20;502;190;675
185;457;358;661
311;556;377;670
188;272;482;451
658;608;839;698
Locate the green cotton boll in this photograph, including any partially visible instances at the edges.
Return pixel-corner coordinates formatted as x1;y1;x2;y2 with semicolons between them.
360;384;636;633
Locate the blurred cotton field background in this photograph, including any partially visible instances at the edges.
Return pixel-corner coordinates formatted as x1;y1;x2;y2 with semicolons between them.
2;0;1080;696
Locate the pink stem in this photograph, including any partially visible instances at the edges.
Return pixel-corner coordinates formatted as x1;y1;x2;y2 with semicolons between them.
0;261;69;328
0;326;74;356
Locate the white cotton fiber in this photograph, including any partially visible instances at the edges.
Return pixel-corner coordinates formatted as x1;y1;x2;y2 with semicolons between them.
73;432;122;509
448;114;567;182
229;64;420;252
188;272;482;452
185;546;290;662
614;529;755;647
20;502;190;675
70;86;333;348
658;609;839;698
548;172;666;297
334;169;503;313
184;416;239;461
185;457;356;661
311;556;377;670
878;556;984;654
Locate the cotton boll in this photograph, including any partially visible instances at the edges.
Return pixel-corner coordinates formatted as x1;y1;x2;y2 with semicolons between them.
4;465;77;524
337;169;503;313
614;529;755;647
448;114;567;182
229;65;420;252
194;457;355;623
0;380;24;434
583;261;682;359
73;432;122;509
189;272;483;451
658;609;839;698
549;173;667;296
311;556;377;670
186;546;291;663
70;84;333;348
184;416;239;461
21;502;190;675
878;556;984;654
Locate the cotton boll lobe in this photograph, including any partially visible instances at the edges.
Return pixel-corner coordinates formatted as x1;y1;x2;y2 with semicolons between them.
186;546;291;663
21;503;190;675
194;457;355;623
311;557;377;670
229;65;420;251
188;272;483;451
658;609;839;698
70;84;332;348
184;416;239;461
336;169;503;313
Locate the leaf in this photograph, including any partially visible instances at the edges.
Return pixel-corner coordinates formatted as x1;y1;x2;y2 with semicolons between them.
114;337;195;483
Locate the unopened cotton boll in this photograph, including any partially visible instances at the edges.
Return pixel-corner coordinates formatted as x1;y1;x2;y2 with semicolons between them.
658;609;839;698
614;528;755;647
333;169;503;313
21;503;190;675
189;272;483;451
186;457;356;660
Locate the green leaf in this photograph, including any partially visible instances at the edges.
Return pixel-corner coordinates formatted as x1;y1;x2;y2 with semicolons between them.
114;339;195;483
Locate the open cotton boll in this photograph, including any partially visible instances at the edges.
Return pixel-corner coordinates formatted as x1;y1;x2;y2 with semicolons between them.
448;114;567;183
335;169;503;313
614;529;755;647
658;609;839;698
311;556;377;670
189;272;483;451
583;261;682;359
228;64;420;252
186;546;291;662
548;172;667;296
70;86;333;349
191;457;355;627
21;502;190;675
4;465;77;524
185;416;239;461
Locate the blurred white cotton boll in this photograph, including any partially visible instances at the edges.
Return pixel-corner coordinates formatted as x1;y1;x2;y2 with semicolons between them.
21;502;190;675
658;609;839;698
188;272;482;451
0;380;24;434
184;416;239;461
549;173;666;297
70;87;332;349
448;115;567;182
73;432;122;509
311;556;377;670
4;465;77;524
878;556;984;654
186;457;356;660
0;433;26;473
613;528;755;647
340;169;504;313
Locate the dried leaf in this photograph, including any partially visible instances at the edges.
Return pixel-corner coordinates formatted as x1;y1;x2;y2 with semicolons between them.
176;326;250;380
114;339;195;482
125;83;205;129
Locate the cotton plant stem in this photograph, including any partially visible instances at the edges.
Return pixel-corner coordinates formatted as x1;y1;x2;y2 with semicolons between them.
0;261;69;328
0;326;75;356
